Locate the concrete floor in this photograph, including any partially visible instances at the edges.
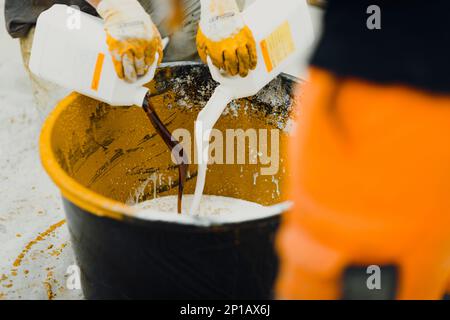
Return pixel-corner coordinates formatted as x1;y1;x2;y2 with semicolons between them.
0;1;323;300
0;0;81;299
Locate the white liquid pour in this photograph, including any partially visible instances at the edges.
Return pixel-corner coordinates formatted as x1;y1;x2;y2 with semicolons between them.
189;86;234;215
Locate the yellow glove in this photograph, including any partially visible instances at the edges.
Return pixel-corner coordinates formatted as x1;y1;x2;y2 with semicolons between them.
97;0;163;82
196;0;257;77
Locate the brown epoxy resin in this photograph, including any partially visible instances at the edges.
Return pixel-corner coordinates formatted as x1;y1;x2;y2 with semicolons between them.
142;95;188;213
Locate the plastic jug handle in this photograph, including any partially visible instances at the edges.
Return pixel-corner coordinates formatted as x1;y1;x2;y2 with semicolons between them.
206;56;239;88
133;37;170;86
133;54;159;86
206;56;260;99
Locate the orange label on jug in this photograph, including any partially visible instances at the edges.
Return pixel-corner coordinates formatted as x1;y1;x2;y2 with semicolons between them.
91;53;105;91
260;21;295;72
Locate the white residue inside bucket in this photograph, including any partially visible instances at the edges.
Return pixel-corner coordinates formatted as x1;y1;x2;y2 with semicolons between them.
127;173;158;205
132;195;290;226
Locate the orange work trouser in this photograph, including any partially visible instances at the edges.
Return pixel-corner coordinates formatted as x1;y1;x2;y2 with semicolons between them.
276;68;450;299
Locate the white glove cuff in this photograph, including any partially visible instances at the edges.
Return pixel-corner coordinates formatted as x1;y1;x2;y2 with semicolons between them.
97;0;156;40
199;0;244;41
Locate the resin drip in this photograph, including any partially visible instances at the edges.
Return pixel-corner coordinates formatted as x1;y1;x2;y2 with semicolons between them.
142;93;188;214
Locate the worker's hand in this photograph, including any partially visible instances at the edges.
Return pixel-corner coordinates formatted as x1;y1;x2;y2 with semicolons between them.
197;0;257;77
97;0;163;82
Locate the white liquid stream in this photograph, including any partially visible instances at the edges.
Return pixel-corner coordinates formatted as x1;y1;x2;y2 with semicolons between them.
189;86;234;215
131;86;293;224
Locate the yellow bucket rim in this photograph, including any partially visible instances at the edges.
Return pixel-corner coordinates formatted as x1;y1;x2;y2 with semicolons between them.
39;93;135;220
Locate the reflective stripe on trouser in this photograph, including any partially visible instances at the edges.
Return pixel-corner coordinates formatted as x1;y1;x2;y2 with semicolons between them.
276;68;450;299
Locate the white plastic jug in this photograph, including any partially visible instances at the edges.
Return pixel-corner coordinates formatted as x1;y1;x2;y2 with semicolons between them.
209;0;314;101
30;4;166;107
189;0;314;215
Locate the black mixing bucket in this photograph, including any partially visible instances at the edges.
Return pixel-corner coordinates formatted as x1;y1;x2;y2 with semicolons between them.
40;62;299;299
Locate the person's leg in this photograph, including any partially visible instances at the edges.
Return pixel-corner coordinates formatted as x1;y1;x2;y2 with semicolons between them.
236;0;256;10
163;0;201;62
139;0;201;62
20;28;69;119
276;68;450;299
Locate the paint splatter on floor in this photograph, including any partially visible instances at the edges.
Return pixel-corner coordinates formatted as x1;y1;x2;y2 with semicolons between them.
12;220;66;270
0;220;82;299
